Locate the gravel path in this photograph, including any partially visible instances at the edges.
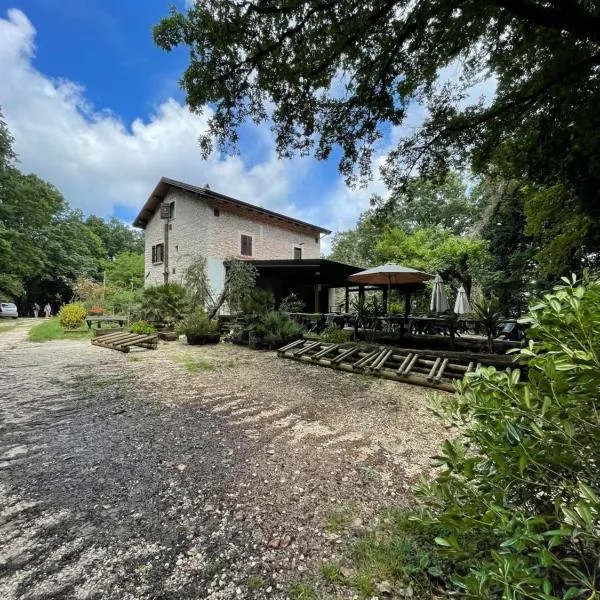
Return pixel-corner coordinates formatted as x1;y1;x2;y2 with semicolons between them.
0;321;447;599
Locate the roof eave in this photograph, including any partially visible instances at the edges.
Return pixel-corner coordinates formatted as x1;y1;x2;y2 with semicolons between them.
132;177;331;234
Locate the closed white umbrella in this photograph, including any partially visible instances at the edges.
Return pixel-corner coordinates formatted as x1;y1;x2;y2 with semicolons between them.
430;273;449;313
453;285;471;315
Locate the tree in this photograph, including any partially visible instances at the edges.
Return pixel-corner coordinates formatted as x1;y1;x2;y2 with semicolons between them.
329;172;480;266
105;252;144;290
382;172;480;235
85;216;144;258
375;227;495;297
182;254;258;319
154;1;600;210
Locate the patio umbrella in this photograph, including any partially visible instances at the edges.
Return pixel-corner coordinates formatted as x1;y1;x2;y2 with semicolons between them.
347;263;433;316
453;285;471;315
347;263;432;286
430;273;449;313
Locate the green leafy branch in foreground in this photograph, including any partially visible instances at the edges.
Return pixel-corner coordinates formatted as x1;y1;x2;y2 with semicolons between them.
414;273;600;598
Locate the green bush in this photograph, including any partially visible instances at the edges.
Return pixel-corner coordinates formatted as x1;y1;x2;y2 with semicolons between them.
414;274;600;598
137;283;188;326
319;323;352;343
129;320;156;335
58;303;87;329
175;310;219;337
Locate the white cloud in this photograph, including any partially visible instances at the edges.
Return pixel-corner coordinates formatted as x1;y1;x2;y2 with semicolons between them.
0;8;497;258
0;8;310;224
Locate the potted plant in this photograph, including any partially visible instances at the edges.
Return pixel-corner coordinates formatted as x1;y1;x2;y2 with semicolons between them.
176;310;221;345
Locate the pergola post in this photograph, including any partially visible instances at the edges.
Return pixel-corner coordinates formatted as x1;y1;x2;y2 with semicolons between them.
404;290;411;317
314;284;320;313
359;285;365;302
344;287;349;313
382;287;388;314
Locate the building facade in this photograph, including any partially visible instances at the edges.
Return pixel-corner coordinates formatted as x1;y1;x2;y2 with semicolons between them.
134;178;330;302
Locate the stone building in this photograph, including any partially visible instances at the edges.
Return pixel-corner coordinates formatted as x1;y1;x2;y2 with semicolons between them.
134;177;356;311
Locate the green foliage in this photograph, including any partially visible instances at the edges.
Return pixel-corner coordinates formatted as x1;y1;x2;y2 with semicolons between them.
85;215;143;258
413;274;600;598
154;0;600;247
472;297;503;353
375;227;495;297
129;320;156;335
319;323;352;343
349;508;446;598
138;283;189;326
175;310;220;337
0;112;145;306
58;303;87;330
221;258;258;315
279;293;305;313
351;295;384;342
105;252;144;290
183;255;259;320
183;254;212;311
239;288;275;316
288;582;316;600
476;178;542;315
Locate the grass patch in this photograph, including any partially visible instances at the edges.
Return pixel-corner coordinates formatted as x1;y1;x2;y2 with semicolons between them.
248;575;263;592
320;562;345;584
184;357;215;373
28;318;91;343
325;507;352;533
289;582;316;600
346;508;446;599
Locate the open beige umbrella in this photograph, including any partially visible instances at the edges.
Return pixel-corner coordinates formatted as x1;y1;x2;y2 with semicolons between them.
347;264;433;316
430;273;449;313
347;263;432;286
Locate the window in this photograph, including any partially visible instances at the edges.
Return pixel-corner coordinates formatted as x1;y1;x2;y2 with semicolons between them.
152;243;164;264
294;246;302;260
240;234;253;257
168;201;175;219
214;208;220;217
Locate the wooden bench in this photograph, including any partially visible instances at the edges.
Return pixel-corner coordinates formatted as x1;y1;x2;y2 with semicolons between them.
85;315;128;329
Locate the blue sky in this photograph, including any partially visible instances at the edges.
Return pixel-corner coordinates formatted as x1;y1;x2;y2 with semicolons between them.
1;2;390;250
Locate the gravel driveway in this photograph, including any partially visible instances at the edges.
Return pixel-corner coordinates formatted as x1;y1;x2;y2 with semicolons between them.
0;321;447;599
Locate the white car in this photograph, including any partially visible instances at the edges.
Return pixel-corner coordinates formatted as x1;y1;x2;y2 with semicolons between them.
0;302;18;318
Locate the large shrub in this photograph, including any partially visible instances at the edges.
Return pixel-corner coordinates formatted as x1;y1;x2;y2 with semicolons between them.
137;283;188;326
58;303;87;330
175;310;220;344
414;274;600;598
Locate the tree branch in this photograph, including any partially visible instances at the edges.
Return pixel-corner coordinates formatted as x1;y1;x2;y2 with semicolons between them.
489;0;600;45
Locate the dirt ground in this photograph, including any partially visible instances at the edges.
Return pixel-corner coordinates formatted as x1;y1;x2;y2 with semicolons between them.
0;320;448;599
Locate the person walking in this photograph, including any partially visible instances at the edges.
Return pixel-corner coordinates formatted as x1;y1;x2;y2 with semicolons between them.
33;302;40;318
43;302;52;319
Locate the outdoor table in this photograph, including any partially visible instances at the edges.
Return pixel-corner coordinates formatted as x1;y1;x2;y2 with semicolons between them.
378;315;408;335
85;315;128;329
408;316;460;339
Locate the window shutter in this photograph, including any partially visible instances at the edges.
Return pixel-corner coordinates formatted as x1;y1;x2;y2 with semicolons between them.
241;235;252;256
